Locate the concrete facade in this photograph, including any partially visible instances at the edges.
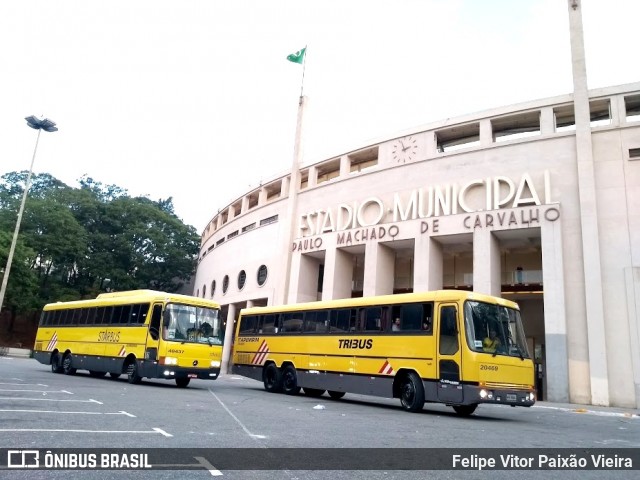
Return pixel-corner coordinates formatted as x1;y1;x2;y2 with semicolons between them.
194;81;640;409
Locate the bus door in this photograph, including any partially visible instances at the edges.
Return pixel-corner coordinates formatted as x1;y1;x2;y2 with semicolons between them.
145;303;163;362
436;304;463;403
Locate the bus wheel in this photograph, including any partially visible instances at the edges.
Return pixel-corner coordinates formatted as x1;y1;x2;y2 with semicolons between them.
453;404;478;416
62;354;76;375
126;361;142;384
328;390;345;400
303;388;325;397
263;363;283;393
175;378;190;388
51;353;63;374
282;365;301;395
399;372;425;412
109;372;121;379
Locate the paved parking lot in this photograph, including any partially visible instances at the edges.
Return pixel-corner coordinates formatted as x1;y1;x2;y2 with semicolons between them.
0;356;638;479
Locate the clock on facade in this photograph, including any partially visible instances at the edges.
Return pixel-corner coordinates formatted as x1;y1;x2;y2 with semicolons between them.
391;135;418;163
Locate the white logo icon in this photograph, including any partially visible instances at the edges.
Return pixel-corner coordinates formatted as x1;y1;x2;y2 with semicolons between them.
7;450;39;468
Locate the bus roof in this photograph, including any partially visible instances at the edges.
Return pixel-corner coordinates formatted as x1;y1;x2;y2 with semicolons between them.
43;289;220;310
240;290;519;316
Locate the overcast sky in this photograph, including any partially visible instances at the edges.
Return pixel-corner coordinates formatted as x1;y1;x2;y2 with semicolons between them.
1;0;637;232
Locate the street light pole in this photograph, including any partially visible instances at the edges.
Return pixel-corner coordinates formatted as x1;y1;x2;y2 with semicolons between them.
0;116;58;315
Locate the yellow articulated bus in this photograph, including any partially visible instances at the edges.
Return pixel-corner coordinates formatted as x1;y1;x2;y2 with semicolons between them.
232;290;535;415
33;290;224;388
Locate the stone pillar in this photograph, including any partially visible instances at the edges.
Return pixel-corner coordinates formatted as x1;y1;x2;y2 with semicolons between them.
624;267;640;408
414;235;443;292
322;247;353;300
479;119;493;147
221;303;237;375
541;216;570;402
280;177;290;198
540;107;555;135
258;187;267;205
610;94;625;127
339;155;350;177
472;229;501;296
241;195;250;214
363;243;394;297
308;166;318;188
289;252;322;303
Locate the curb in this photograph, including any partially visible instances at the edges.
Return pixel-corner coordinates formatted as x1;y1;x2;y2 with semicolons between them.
533;403;639;419
0;347;33;358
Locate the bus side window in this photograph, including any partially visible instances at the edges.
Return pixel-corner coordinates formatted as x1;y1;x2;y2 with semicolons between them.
149;304;162;340
349;309;359;332
102;306;113;325
401;303;422;330
77;308;87;326
303;311;317;333
330;309;348;332
316;310;329;332
422;303;433;334
261;314;277;334
364;307;382;331
120;305;132;324
390;306;401;331
439;306;459;355
239;315;258;335
86;308;96;325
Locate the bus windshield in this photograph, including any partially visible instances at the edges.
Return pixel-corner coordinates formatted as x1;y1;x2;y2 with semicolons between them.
464;300;530;358
163;303;223;345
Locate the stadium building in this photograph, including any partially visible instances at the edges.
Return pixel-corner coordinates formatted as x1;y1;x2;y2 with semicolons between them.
193;6;639;408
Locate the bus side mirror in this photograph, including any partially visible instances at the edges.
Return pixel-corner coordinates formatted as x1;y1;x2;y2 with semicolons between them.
163;311;170;327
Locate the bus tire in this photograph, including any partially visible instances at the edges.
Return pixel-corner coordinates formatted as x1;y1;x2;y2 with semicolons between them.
328;390;345;400
263;363;283;393
303;388;326;397
453;404;478;416
399;372;425;412
126;361;142;384
175;378;190;388
109;372;121;379
62;353;77;375
51;353;63;374
282;365;301;395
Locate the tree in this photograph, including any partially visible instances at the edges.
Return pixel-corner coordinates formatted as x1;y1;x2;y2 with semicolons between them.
0;231;39;332
0;171;200;324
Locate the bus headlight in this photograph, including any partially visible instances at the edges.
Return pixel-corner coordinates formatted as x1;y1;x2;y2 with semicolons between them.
479;389;494;400
529;392;536;402
163;357;178;365
210;360;221;368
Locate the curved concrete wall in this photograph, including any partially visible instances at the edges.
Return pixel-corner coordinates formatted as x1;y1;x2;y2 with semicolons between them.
194;82;640;408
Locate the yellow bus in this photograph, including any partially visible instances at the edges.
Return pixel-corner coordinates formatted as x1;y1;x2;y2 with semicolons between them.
33;290;223;388
232;290;535;415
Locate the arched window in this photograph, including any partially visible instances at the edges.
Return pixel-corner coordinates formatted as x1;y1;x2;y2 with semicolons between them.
238;270;247;290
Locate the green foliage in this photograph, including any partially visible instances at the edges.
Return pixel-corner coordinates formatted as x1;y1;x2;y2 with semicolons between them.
0;172;199;319
0;231;39;312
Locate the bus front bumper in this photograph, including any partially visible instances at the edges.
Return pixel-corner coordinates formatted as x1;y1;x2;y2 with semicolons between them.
155;365;221;380
465;384;536;407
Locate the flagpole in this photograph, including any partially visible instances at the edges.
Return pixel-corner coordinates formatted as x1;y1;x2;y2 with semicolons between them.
300;45;307;97
276;47;309;305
